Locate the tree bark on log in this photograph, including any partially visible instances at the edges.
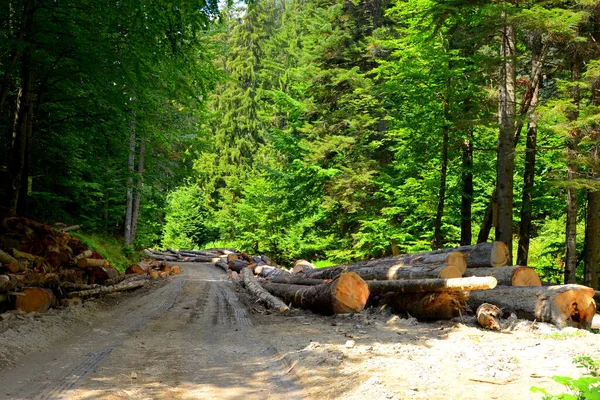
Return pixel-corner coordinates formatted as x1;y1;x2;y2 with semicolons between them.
0;249;23;272
299;252;466;280
77;258;109;269
241;267;289;313
228;259;249;273
15;287;55;313
263;276;326;286
427;242;509;268
467;285;596;329
215;260;229;272
301;263;462;281
463;266;541;287
261;272;370;315
255;265;291;279
104;274;144;286
386;291;466;320
67;278;148;298
368;276;497;295
292;260;316;274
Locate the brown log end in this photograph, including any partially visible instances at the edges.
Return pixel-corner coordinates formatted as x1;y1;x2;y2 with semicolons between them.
126;264;147;275
331;272;370;314
512;266;541;286
227;253;239;262
438;265;462;279
7;263;21;273
149;270;160;279
16;287;55;313
171;265;181;275
159;271;169;279
161;265;172;274
553;287;596;329
491;242;510;267
476;303;502;331
292;259;316;274
446;252;467;274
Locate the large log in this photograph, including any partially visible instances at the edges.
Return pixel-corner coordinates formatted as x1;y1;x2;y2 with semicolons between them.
439;241;509;268
241;267;289;313
292;260;316;274
301;263;462;281
215;260;229;272
264;276;326;286
463;266;541;286
77;258;109;269
368;276;497;295
254;265;292;279
387;291;467;320
15;287;55;313
72;250;93;263
468;285;597;329
261;272;370;315
228;259;249;273
67;278;148;298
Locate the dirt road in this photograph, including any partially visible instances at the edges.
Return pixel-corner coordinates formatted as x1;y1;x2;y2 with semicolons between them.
0;263;302;399
0;263;598;400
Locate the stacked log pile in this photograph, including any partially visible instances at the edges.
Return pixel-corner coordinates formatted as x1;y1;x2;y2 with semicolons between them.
199;241;597;329
0;210;170;314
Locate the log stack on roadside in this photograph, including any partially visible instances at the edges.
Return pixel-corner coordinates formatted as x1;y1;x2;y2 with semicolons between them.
0;210;167;314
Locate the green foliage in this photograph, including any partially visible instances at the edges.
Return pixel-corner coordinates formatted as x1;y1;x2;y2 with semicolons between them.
161;185;218;250
531;357;600;400
70;232;134;273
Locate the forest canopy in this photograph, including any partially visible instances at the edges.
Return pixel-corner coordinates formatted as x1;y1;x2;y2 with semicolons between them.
1;0;600;289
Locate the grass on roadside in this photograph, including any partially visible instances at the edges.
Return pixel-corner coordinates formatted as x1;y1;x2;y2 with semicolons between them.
70;232;137;273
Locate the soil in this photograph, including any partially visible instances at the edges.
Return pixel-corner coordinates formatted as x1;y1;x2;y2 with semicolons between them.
0;262;598;399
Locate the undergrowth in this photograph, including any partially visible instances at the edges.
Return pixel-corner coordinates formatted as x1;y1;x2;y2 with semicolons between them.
531;356;600;399
70;232;137;273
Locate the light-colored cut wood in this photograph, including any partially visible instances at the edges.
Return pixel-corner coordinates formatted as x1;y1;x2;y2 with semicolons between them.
15;287;55;313
464;266;541;286
241;267;289;313
367;276;497;295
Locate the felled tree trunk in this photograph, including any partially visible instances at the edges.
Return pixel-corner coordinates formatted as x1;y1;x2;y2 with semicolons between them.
263;276;326;286
299;252;466;280
292;260;316;274
228;259;249;273
241;267;289;313
463;266;541;286
302;263;462;281
261;272;370;315
386;291;466;320
428;242;509;268
67;278;148;298
77;258;109;269
254;265;291;279
467;285;596;329
16;287;55;313
368;276;497;295
0;249;23;272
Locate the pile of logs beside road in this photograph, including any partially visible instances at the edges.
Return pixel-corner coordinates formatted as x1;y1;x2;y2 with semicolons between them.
201;241;598;330
0;210;177;315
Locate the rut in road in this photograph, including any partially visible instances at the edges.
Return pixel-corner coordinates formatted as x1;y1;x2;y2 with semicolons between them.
0;263;302;399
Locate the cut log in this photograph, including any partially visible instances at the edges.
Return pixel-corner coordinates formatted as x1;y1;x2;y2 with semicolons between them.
292;259;316;274
387;291;466;320
228;259;249;273
77;258;109;269
159;271;169;279
227;253;239;262
104;274;144;286
0;275;10;289
15;287;55;313
264;276;326;286
301;263;462;281
467;285;597;329
61;282;102;291
441;241;509;268
160;265;172;274
0;249;23;272
261;272;370;315
88;265;120;285
149;270;160;279
170;265;181;275
241;267;289;312
72;250;93;263
184;255;217;263
254;265;292;279
12;248;43;264
67;278;148;298
215;260;229;272
368;276;497;295
476;303;503;330
126;261;152;275
261;255;274;266
463;266;541;287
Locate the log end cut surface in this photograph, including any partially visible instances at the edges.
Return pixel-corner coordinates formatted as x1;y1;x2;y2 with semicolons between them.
553;287;596;329
331;272;370;314
512;266;542;286
16;287;55;313
491;242;510;267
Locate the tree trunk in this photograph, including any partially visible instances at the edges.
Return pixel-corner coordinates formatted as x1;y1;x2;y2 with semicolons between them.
254;265;292;279
517;37;546;266
495;21;517;265
260;272;369;315
467;285;596;329
461;134;473;246
477;190;495;244
76;258;109;269
124;119;136;246
130;137;145;244
565;57;581;284
463;266;541;287
367;276;497;295
302;263;462;281
241;267;289;312
433;92;450;250
67;278;147;298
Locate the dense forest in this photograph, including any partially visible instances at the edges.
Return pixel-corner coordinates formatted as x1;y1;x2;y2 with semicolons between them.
2;0;600;289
